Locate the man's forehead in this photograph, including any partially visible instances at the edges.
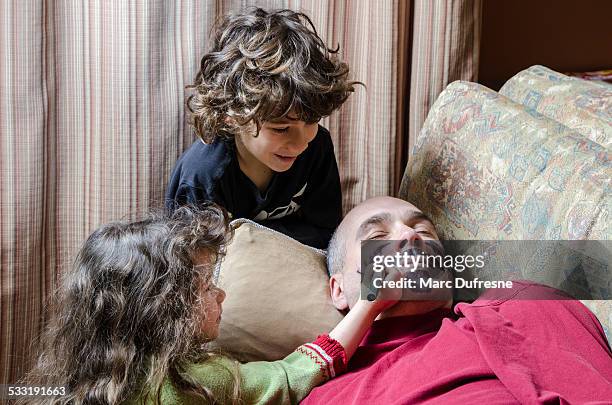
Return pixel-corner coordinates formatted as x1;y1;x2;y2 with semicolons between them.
352;206;430;240
355;202;422;223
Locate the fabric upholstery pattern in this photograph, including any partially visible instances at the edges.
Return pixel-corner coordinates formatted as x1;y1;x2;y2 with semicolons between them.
583;300;612;341
399;76;611;341
401;81;609;241
500;65;612;147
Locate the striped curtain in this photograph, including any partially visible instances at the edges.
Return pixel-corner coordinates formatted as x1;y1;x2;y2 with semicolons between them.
0;0;481;384
1;1;218;383
406;0;482;162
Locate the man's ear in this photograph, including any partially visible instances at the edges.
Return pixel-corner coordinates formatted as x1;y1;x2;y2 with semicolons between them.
329;273;349;311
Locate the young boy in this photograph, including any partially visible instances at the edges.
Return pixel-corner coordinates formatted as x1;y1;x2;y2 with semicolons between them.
166;8;359;249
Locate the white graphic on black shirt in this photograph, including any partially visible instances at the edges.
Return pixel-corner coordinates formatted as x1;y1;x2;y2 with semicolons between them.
254;183;307;220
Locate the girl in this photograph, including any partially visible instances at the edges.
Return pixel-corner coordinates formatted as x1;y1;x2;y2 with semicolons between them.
23;204;395;404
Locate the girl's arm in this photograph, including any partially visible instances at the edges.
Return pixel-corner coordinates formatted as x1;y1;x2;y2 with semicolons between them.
328;298;392;359
181;292;397;404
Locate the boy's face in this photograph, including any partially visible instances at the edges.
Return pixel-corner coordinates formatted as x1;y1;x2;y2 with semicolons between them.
237;114;319;172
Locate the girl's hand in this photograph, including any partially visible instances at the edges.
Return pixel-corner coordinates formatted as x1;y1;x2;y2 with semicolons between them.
329;266;406;360
363;266;404;313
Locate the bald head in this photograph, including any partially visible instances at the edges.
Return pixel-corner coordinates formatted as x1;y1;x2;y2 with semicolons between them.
326;228;346;276
328;197;436;275
327;197;446;315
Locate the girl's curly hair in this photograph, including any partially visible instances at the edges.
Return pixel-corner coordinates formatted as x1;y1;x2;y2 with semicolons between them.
21;204;239;404
187;8;361;143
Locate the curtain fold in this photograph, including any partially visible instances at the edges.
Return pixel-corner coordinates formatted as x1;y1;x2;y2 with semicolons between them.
0;0;481;384
1;0;219;384
294;0;401;210
406;0;482;158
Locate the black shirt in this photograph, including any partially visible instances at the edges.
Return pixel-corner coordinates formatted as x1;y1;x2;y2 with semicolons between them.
165;125;342;248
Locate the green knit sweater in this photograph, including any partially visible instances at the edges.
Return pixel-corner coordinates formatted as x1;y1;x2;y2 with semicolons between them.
125;334;346;405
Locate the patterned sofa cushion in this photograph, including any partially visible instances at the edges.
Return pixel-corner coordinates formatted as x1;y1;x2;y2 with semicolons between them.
399;78;610;340
500;65;611;147
399;81;609;241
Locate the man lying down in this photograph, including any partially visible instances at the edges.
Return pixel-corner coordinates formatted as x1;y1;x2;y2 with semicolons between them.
302;197;612;404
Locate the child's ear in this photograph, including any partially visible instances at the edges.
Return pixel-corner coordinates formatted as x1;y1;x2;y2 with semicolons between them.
329;273;348;311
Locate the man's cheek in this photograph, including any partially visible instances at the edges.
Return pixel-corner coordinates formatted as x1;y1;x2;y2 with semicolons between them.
348;291;360;309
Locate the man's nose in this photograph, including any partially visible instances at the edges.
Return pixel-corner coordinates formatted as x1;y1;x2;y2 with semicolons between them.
395;227;422;249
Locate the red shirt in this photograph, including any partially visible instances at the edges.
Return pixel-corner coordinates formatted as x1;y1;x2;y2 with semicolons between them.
302;282;612;404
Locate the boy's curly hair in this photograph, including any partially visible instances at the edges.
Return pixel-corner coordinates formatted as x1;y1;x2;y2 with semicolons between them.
187;8;360;143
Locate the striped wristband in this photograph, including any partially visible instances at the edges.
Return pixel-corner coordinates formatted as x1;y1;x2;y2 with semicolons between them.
303;334;348;378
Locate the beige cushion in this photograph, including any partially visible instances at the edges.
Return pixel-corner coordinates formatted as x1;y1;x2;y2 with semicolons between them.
210;219;344;361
